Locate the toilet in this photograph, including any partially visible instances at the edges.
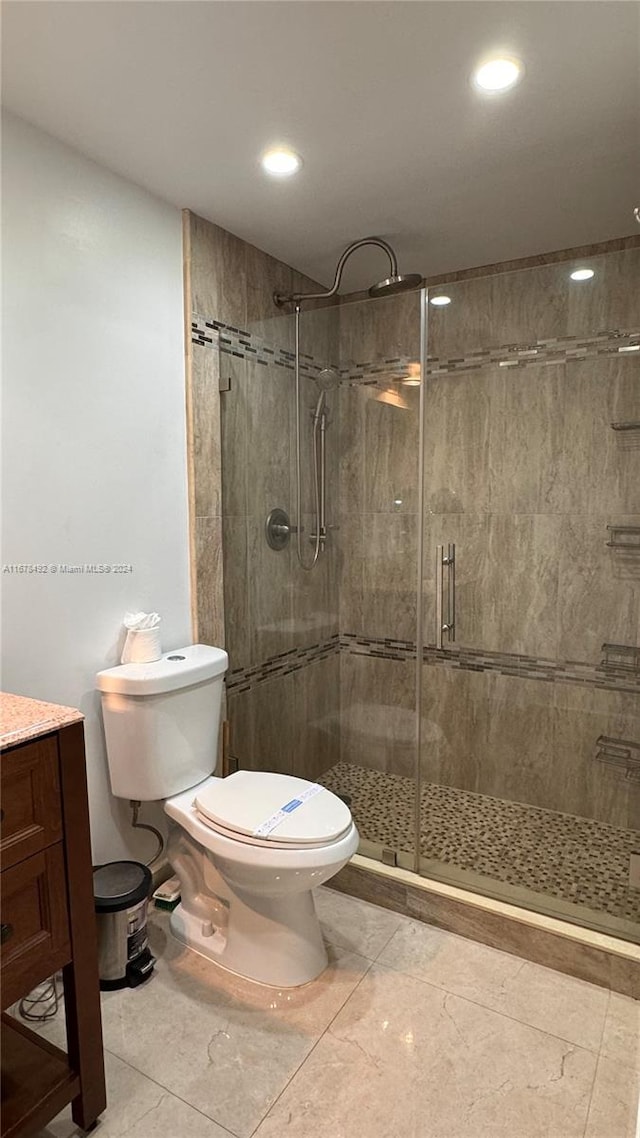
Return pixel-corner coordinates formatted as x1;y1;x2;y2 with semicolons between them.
95;644;359;987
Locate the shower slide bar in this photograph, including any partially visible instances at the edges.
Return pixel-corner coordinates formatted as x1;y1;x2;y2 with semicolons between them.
435;543;456;649
595;736;640;781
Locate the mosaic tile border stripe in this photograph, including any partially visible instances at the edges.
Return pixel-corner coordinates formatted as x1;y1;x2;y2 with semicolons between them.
226;631;640;696
191;314;330;381
226;634;340;693
340;633;640;695
426;329;640;378
192;310;639;387
341;329;640;384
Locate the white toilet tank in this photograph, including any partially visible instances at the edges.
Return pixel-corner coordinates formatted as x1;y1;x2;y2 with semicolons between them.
96;644;228;801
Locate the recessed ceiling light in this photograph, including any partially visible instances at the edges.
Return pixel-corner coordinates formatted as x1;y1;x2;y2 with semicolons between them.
430;294;451;307
261;147;302;177
570;268;595;281
474;57;523;92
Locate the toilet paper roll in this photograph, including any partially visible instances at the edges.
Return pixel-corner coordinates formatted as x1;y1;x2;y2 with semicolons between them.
121;626;162;664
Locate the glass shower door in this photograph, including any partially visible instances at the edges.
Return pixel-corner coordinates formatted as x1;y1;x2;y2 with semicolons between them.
221;285;425;871
420;249;640;941
320;289;423;868
222;286;425;869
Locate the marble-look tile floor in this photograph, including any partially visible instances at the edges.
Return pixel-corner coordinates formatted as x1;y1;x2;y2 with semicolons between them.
27;888;639;1138
318;762;640;924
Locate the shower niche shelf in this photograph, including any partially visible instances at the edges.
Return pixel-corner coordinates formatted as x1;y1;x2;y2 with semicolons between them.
606;525;640;551
611;421;640;432
601;643;640;672
595;736;640;782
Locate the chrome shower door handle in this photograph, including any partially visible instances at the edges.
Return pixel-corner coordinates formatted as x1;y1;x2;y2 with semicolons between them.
435;543;456;648
446;542;456;643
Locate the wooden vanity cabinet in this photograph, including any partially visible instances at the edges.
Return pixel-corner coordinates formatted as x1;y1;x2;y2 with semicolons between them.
1;718;106;1137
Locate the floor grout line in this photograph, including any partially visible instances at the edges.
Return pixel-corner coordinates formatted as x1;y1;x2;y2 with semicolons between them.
370;922;407;961
247;954;376;1138
101;1044;242;1138
581;990;614;1138
364;958;609;1059
318;887;408;963
581;1050;604;1138
596;987;612;1054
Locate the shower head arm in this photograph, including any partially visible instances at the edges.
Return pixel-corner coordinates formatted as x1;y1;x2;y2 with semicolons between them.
274;237;398;306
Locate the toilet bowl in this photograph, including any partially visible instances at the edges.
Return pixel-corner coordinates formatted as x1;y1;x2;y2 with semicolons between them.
96;645;359;988
165;772;358;986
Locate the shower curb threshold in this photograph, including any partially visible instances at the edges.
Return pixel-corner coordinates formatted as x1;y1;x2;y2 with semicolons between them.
331;855;640;999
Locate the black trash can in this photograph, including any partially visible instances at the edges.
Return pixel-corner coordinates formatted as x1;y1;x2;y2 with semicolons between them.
93;861;155;990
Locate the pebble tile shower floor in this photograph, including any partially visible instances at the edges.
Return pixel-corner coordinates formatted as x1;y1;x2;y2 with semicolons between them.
318;762;640;924
26;888;639;1138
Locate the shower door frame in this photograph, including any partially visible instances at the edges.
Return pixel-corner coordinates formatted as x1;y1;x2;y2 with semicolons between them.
412;287;428;874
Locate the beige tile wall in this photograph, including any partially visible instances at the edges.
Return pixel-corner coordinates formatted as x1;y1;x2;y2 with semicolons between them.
227;655;340;782
427;248;640;359
420;662;640;828
339;653;417;779
220;349;340;670
336;293;422;647
418;353;640;662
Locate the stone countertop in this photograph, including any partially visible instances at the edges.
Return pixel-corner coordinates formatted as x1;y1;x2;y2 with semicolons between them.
0;691;84;749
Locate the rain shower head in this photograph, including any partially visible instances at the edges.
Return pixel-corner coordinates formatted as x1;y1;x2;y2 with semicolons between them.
368;273;423;299
274;237;422;307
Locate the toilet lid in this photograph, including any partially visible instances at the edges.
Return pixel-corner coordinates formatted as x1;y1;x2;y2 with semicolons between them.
195;771;351;846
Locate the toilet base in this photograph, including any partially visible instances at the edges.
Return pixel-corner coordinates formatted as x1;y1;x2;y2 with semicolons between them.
169;891;329;988
164;793;358;988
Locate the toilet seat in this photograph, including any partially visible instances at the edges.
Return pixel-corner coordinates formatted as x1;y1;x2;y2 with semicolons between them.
194;770;351;849
193;811;349;850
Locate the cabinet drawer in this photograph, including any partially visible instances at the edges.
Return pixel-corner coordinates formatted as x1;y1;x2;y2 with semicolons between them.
1;845;70;1009
0;737;62;870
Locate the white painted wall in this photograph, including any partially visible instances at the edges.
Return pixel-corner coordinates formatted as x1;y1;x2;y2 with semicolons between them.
1;111;192;862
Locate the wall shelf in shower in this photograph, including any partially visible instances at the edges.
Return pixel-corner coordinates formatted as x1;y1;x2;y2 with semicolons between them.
606;525;640;550
601;643;640;672
610;421;640;431
595;736;640;782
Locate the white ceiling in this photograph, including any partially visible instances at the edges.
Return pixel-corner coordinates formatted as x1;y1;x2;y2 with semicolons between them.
3;1;639;290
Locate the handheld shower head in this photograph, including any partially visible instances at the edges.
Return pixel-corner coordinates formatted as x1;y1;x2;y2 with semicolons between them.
315;367;340;391
312;368;340;421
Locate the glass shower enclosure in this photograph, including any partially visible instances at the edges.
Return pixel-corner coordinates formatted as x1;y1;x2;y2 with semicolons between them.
221;245;639;946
